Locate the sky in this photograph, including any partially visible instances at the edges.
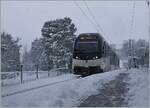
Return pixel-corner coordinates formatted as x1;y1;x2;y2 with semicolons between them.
1;1;149;50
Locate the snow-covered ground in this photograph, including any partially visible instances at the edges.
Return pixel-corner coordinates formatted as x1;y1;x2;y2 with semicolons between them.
2;69;125;107
1;68;149;107
1;74;76;97
1;69;70;86
125;68;149;107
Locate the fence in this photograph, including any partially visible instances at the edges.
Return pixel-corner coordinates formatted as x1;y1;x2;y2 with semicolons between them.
1;67;72;87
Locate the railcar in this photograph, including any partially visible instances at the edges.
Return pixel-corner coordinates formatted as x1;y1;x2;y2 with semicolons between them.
72;33;119;76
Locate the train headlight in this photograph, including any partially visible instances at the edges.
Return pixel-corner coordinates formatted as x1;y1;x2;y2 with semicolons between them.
93;56;98;59
76;56;79;59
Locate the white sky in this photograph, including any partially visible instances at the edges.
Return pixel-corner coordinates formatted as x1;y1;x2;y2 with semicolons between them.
1;1;149;50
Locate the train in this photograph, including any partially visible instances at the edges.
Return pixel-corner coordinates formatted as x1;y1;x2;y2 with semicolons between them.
72;33;120;76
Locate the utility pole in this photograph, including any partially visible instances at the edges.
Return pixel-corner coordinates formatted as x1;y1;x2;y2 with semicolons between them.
146;0;150;37
147;0;150;38
147;0;150;70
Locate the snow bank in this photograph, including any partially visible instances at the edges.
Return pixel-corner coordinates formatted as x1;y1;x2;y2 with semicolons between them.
126;68;149;107
2;69;125;107
2;70;70;86
2;74;76;96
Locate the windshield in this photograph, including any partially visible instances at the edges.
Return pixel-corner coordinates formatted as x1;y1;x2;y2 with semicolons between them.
75;41;98;52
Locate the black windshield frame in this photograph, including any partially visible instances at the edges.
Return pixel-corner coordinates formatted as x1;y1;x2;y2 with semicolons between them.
73;33;103;60
75;41;99;53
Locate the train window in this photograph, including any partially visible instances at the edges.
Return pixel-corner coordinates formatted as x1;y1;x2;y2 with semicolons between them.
105;45;108;55
76;41;99;52
102;41;105;55
107;47;110;55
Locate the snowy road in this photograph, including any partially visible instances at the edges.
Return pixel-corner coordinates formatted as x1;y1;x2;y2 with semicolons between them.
80;68;149;107
79;72;129;107
1;68;149;107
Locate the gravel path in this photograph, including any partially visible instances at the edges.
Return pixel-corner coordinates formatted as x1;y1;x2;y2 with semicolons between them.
79;73;129;107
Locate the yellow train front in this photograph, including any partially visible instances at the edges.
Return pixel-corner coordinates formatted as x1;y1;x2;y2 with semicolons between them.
72;33;119;76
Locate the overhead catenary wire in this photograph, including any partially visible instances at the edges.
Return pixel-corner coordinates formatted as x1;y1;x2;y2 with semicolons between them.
82;0;113;45
83;0;106;37
73;1;99;33
74;0;113;45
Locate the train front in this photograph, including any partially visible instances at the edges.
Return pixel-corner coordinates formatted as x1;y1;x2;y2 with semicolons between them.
72;33;102;76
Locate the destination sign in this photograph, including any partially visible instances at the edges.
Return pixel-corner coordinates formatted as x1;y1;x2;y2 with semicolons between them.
79;36;97;40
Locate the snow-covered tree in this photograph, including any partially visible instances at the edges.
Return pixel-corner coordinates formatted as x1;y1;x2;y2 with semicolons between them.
41;17;77;69
1;32;21;72
22;46;33;71
144;45;149;67
121;39;136;58
30;38;49;70
121;39;149;67
134;39;149;66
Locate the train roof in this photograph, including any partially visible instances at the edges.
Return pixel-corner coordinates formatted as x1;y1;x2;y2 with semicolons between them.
78;33;104;39
78;33;102;36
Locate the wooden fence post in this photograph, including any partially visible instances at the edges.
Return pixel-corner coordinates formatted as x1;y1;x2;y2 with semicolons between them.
36;65;39;79
48;70;50;77
20;65;23;83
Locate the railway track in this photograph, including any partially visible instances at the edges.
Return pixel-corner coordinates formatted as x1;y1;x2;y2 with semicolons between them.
2;76;81;98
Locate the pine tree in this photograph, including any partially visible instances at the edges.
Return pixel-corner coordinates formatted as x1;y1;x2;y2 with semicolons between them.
1;32;21;72
41;17;77;69
22;46;33;71
121;39;136;58
135;39;149;66
30;38;49;70
121;39;149;67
